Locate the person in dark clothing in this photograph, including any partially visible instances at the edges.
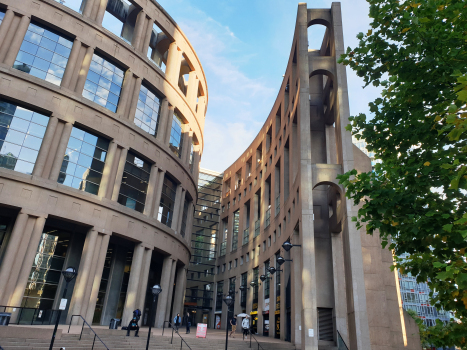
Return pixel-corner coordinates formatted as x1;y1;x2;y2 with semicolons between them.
126;317;139;337
173;313;182;332
183;312;191;334
133;309;141;322
229;315;237;338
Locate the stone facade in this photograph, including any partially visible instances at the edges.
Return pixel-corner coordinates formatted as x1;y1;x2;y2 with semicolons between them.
0;0;205;329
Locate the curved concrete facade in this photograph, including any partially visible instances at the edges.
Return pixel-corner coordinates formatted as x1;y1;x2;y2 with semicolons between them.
0;0;205;327
212;3;421;350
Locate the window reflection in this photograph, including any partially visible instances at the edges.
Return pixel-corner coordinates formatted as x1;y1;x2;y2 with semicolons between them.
158;175;177;227
134;83;161;136
169;113;183;158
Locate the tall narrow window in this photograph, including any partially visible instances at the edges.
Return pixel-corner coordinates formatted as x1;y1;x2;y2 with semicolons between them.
117;152;151;213
14;22;73;86
169;113;183;158
158;175;177;227
102;0;137;44
240;272;247;307
135;83;161;136
264;261;270;299
0;100;49;174
252;267;259;311
58;127;109;195
189;141;194;173
232;210;239;251
180;199;189;237
147;22;168;72
92;243;114;324
216;281;223;311
83;54;124;113
0;10;5;25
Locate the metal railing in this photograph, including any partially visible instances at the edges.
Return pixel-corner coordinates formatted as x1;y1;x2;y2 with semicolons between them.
162;321;192;349
0;305;58;325
337;330;349;350
248;332;265;350
68;315;109;350
243;228;250;245
254;220;260;237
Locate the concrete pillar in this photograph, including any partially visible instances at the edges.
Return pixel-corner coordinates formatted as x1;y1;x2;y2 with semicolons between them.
192;146;201;180
171;185;183;231
155;256;173;327
61;38;82;89
165;260;177;320
116;70;134;117
32;116;58;177
171;266;186;317
131;10;146;51
85;233;111;322
164;42;182;87
69;229;99;324
80;234;103;320
98;141;118;198
74;46;94;94
141;17;154;57
182;132;192;165
164;106;175;145
156;99;169;143
0;213;29;303
127;77;142;123
292;232;304;347
4;14;30;66
186;71;199;109
111;147;129;201
95;0;109;25
49;122;73;181
153;169;166;220
176;189;186;234
143;164;159;216
137;248;152;316
0;9;14;51
197;96;206;118
121;243;145;325
82;0;96;18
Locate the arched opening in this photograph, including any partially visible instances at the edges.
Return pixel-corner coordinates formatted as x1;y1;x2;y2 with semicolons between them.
307;20;331;56
147;21;170;72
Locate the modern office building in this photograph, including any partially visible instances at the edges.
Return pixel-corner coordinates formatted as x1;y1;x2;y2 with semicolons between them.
202;3;421;350
0;0;206;330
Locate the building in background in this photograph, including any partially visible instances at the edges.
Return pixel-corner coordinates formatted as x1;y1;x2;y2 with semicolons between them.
352;135;381;170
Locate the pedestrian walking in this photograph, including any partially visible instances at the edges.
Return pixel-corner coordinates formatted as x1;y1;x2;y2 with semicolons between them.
242;316;249;340
184;312;191;334
173;313;182;332
229;315;237;338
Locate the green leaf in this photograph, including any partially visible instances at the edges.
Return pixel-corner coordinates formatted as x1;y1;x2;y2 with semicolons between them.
442;224;453;233
426;211;436;217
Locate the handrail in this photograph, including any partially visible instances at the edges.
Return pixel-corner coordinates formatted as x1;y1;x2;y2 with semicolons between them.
249;332;265;350
337;330;349;350
162;320;171;336
0;305;58;325
168;322;192;350
68;315;109;350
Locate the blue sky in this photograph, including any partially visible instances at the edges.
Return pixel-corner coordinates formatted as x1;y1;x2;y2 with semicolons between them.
157;0;380;172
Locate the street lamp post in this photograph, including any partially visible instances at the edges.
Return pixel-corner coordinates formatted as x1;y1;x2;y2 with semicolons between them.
282;241;301;252
223;294;234;350
146;284;162;350
49;267;77;350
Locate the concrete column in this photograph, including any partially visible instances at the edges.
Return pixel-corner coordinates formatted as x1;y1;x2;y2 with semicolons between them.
156;99;169;143
116;70;134;117
4;15;30;66
70;229;99;324
98;140;118;198
185;201;194;243
80;234;103;320
127;77;142;122
141;17;154;57
82;0;96;18
74;46;94;94
171;185;183;231
164;42;182;87
137;248;152;316
0;212;29;302
165;260;177;320
110;147;129;201
95;0;109;25
192;147;201;181
61;38;82;89
171;266;186;318
292;232;304;347
122;243;145;325
32;116;58;177
131;10;146;51
155;256;173;327
197;96;206;118
182;132;192;165
49;122;73;181
143;164;159;216
0;9;15;50
164;106;175;145
153;169;166;220
85;233;110;322
186;71;199;109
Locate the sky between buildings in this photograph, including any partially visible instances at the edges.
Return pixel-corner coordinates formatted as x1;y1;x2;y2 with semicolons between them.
157;0;381;172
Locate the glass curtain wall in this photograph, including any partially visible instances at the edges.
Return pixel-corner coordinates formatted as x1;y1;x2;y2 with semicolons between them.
169;113;183;158
135;83;161;136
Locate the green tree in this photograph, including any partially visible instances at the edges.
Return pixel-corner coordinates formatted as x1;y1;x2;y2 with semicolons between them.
336;0;467;347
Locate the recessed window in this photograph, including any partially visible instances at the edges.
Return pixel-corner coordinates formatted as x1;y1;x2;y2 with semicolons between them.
189;141;194;173
147;22;168;72
158;175;177;227
117;152;151;213
246;253;249;262
180;199;189;237
169;112;183;158
0;10;5;25
134;83;161;136
0;100;49;174
240;256;244;265
14;22;73;86
58;126;109;195
83;54;124;113
102;0;137;44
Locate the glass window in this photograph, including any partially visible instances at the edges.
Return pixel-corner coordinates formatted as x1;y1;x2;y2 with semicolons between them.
180;199;189;237
0;10;5;25
55;0;84;13
216;281;223;311
189;141;194;173
252;267;259;310
102;0;136;44
13;22;73;86
169;113;183;158
232;210;239;251
264;261;270;299
117;151;151;213
147;22;167;72
158;175;177;227
83;53;124;113
92;243;114;324
134;83;161;136
0;99;49;174
57;126;109;195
